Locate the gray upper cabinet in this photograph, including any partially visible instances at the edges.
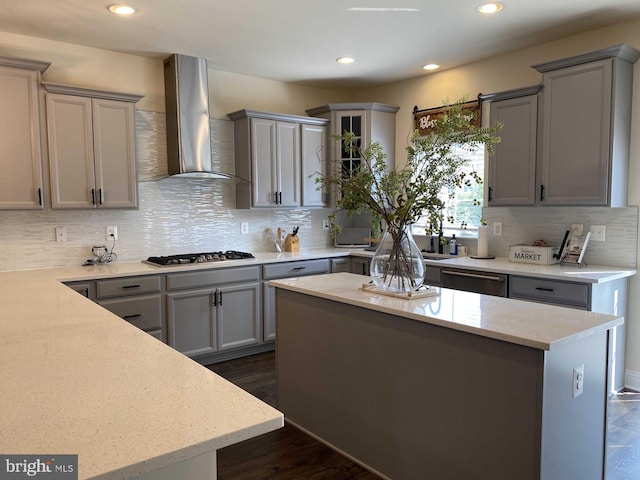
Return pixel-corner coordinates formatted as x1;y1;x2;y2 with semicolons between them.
228;109;329;208
484;86;540;206
533;45;640;207
301;122;328;207
0;56;50;209
44;83;141;209
306;103;399;208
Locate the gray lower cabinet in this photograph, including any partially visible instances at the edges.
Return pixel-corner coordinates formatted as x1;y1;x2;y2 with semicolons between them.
263;259;330;341
330;257;351;273
64;280;96;301
351;257;370;276
166;266;262;358
509;274;628;391
95;275;164;341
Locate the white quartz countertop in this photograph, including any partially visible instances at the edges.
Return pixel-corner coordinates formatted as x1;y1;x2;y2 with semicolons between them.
349;250;636;284
0;268;283;479
270;272;623;351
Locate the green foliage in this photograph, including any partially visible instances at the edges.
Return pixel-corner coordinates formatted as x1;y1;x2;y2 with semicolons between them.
317;98;502;236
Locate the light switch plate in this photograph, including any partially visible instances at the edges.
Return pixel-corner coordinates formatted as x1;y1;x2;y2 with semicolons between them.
241;222;249;234
492;222;502;236
55;226;67;242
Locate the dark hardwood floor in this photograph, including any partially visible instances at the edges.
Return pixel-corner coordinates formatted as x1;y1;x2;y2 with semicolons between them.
207;351;640;480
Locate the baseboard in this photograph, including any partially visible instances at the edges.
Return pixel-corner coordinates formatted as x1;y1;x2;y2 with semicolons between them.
625;369;640;391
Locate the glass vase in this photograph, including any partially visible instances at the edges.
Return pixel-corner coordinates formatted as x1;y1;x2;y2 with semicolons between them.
370;226;425;293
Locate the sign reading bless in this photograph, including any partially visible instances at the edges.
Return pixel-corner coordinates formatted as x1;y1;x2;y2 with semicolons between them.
413;100;481;135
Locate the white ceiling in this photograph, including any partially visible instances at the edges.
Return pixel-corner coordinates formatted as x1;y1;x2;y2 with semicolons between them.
2;0;640;90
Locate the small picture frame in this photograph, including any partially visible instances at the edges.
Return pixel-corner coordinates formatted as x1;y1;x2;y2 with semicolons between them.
560;230;591;267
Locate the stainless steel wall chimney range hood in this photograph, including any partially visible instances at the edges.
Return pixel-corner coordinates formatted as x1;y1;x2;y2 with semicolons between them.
163;54;230;179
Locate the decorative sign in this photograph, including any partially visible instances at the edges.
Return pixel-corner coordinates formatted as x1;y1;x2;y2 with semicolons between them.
413;100;481;135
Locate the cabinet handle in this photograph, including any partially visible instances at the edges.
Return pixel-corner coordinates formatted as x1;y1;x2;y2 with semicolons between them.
292;266;306;271
37;188;42;206
123;314;142;320
535;287;555;292
488;186;493;202
121;284;141;289
91;188;96;205
540;184;545;201
278;192;282;204
99;188;103;205
273;192;278;204
218;291;223;306
212;291;217;306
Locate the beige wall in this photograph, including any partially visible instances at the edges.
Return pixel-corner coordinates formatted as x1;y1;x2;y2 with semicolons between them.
354;18;640;383
0;31;353;116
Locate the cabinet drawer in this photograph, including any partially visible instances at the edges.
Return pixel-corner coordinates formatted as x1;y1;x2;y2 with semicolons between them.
167;266;260;291
99;294;163;331
263;259;329;279
509;276;590;309
96;275;161;299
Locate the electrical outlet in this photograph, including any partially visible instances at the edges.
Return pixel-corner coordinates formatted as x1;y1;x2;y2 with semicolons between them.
492;222;502;236
322;219;330;231
55;226;68;243
241;222;249;235
573;364;585;398
590;225;606;242
106;226;118;240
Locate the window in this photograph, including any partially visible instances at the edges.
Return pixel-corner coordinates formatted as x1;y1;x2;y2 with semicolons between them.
411;143;485;237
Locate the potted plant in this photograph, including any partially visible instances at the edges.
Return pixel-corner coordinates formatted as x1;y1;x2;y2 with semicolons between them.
318;98;502;293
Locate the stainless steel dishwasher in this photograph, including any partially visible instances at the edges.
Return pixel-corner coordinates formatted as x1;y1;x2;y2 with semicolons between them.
441;268;507;297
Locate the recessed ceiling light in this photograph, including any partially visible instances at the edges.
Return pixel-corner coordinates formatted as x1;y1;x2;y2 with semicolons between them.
477;2;503;14
108;4;136;15
337;57;355;64
422;64;440;71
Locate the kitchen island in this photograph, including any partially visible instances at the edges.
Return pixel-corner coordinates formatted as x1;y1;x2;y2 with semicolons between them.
0;268;283;480
272;272;623;480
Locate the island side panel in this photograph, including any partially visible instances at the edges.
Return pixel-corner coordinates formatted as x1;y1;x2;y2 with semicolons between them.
276;289;545;480
540;329;608;480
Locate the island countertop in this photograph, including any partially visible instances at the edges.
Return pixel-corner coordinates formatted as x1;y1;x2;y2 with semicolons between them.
270;272;623;350
0;268;283;479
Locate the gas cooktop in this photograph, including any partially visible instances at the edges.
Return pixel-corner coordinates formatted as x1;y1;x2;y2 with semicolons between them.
144;251;255;267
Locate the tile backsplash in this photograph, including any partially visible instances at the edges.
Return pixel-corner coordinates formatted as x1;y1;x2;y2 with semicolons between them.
0;111;333;271
1;109;637;271
482;206;638;268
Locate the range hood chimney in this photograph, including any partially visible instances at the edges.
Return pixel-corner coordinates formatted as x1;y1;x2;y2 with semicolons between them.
163;54;230;179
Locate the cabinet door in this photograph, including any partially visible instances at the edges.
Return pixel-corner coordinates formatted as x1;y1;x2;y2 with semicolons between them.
217;283;261;351
539;59;612;205
276;121;300;207
0;66;44;209
488;95;537;206
92;98;138;208
47;93;96;208
250;117;277;207
301;123;327;207
330;257;352;273
351;257;370;276
263;282;276;342
335;111;367;177
167;289;217;357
